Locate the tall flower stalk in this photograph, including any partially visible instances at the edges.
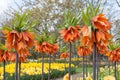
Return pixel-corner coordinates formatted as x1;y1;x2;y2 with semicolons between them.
59;11;80;80
77;3;112;80
107;42;120;79
60;52;70;71
2;12;36;80
34;31;58;80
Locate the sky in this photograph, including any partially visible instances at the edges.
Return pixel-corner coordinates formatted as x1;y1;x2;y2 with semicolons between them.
0;0;14;14
0;0;22;14
0;0;120;20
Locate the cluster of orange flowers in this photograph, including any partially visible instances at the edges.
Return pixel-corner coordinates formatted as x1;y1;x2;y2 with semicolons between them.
0;50;15;62
35;41;58;54
77;46;91;56
77;26;93;56
4;30;34;62
60;52;70;58
107;48;120;62
59;26;80;42
77;14;112;57
92;14;112;54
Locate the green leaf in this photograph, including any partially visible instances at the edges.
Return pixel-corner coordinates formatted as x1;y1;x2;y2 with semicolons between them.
2;26;12;31
82;10;90;26
89;3;95;16
108;42;120;50
95;1;101;15
28;20;37;30
60;46;68;52
59;11;80;29
0;43;7;51
19;13;27;28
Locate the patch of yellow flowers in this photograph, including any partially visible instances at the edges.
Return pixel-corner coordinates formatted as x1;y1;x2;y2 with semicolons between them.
0;62;74;79
99;65;119;80
38;58;83;61
100;65;120;73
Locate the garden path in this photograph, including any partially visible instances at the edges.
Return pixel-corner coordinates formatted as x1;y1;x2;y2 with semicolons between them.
55;73;82;80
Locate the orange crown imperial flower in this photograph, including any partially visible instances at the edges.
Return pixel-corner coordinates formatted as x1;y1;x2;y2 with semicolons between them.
0;50;3;62
92;14;111;31
34;41;58;54
108;48;120;62
77;46;91;56
5;30;34;56
34;41;42;52
51;43;58;54
6;30;19;50
19;31;34;48
59;26;80;42
60;52;70;58
40;42;52;53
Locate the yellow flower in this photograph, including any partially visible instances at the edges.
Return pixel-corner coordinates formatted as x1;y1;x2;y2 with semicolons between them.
86;73;93;80
63;73;72;80
0;62;75;77
100;67;104;73
79;77;83;80
104;75;115;80
10;73;13;76
63;73;69;80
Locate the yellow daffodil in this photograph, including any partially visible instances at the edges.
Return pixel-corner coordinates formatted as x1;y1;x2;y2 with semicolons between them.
104;75;115;80
63;73;69;80
0;62;74;77
86;73;93;80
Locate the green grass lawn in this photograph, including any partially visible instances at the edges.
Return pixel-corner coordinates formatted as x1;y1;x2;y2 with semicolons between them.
75;66;93;73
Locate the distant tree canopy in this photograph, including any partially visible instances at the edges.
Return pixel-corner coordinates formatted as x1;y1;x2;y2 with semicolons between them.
112;19;120;42
1;0;84;32
0;0;120;42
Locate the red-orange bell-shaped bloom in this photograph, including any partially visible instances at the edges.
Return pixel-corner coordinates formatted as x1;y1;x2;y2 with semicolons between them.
81;36;92;47
81;26;90;36
9;53;28;63
1;50;16;62
59;26;80;42
96;30;112;43
6;30;19;50
92;14;111;31
18;53;28;62
16;41;31;56
41;42;52;53
97;43;108;54
51;43;58;54
34;40;58;55
34;41;42;52
108;48;120;62
9;53;16;62
19;31;34;48
0;50;3;62
60;52;70;58
3;51;11;62
77;46;91;56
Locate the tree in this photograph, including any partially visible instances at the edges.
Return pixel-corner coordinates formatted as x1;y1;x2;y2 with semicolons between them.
112;19;120;42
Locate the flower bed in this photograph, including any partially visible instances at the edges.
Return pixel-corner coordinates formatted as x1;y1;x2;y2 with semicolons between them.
0;62;75;80
100;65;120;80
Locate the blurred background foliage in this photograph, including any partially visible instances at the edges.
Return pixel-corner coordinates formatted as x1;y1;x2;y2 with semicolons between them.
0;0;120;58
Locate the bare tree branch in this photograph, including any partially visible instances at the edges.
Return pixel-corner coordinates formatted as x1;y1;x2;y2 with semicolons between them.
116;0;120;7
